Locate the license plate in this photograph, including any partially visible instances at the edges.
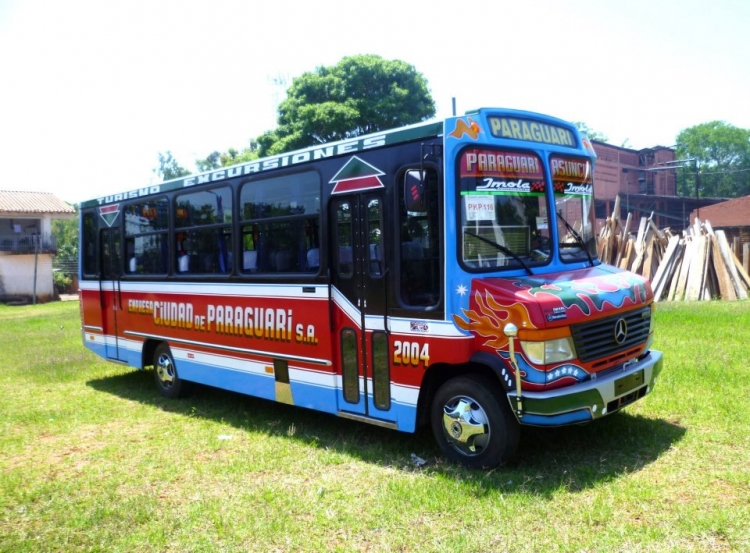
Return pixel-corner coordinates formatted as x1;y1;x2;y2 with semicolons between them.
615;369;644;396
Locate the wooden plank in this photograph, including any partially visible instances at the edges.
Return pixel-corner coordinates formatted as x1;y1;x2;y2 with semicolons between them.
666;237;685;301
701;235;715;299
652;235;681;301
642;235;656;281
612;195;621;225
743;243;749;275
731;249;750;292
635;216;648;246
619;239;634;270
734;246;750;289
596;236;609;263
693;217;702;237
669;238;697;301
666;241;686;301
648;218;667;248
631;217;649;275
710;235;735;300
685;236;707;301
717;230;748;300
615;213;632;267
620;212;632;243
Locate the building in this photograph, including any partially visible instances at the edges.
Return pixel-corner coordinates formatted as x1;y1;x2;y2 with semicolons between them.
690;195;750;247
591;141;725;231
0;191;76;303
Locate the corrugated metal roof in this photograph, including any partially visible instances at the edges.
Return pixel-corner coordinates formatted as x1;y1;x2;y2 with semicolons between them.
0;190;76;214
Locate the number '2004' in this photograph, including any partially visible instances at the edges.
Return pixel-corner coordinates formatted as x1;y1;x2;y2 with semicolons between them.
393;340;430;367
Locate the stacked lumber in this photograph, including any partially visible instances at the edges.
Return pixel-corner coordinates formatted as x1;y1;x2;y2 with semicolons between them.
597;196;750;301
655;220;750;302
597;196;671;283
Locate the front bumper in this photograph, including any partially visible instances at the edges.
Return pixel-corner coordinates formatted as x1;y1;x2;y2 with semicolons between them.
508;350;664;426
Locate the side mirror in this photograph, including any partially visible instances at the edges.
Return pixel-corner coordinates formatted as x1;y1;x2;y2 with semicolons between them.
404;169;427;213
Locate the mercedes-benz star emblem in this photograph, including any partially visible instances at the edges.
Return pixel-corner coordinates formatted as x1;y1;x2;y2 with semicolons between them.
614;318;628;344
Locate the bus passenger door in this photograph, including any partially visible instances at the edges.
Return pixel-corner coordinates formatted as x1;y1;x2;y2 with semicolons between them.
100;228;124;361
331;193;394;422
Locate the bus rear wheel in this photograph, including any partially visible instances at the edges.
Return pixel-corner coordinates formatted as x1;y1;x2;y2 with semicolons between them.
431;375;519;469
153;343;190;399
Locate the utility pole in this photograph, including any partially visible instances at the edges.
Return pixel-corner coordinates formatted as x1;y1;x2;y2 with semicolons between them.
694;159;700;220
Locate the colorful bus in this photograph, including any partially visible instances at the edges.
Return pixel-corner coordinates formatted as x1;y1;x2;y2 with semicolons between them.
79;108;663;468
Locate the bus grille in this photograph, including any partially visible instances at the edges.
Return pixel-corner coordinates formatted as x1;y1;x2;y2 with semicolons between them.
570;307;651;364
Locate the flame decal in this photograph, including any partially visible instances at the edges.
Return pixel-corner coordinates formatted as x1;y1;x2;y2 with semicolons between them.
449;117;482;140
453;290;536;349
522;273;649;316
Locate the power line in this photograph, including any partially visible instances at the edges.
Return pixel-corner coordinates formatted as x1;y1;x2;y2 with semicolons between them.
696;167;750;176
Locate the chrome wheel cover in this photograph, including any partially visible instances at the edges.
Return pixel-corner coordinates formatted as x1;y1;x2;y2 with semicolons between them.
441;395;490;456
155;353;175;388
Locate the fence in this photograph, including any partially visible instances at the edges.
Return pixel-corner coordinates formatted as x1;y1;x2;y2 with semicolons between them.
0;233;57;254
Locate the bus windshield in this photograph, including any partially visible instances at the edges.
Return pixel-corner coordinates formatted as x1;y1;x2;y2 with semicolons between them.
551;155;598;264
458;148;551;272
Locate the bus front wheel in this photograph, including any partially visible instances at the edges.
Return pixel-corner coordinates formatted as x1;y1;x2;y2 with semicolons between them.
431;375;519;469
153;343;190;399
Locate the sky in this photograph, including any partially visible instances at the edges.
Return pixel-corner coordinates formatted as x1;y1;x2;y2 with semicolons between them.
0;0;748;205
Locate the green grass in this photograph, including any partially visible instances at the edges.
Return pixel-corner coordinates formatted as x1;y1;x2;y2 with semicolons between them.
1;300;749;552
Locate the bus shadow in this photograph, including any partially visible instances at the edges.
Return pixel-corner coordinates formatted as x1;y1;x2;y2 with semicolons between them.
87;370;685;495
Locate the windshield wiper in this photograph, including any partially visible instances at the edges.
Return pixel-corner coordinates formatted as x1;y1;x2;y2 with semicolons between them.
464;231;533;275
557;211;594;266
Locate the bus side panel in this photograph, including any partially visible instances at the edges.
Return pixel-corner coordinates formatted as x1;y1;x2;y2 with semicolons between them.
80;283;108;359
113;282;342;411
170;346;277;401
169;347;341;415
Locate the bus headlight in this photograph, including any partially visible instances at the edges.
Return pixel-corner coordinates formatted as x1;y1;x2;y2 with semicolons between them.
520;337;577;365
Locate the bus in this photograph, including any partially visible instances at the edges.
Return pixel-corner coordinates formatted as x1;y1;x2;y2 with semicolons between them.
79;107;663;468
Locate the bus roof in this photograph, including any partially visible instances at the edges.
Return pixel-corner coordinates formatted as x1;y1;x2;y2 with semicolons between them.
81;119;445;209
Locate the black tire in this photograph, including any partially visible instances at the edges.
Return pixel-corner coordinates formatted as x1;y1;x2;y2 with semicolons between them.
153;343;190;399
431;375;519;469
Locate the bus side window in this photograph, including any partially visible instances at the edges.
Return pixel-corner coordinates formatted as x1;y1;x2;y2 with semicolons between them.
398;168;440;307
123;199;169;276
174;187;233;275
238;171;321;275
335;201;353;278
82;211;99;276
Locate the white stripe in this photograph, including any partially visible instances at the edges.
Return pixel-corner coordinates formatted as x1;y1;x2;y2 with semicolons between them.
79;280;329;299
289;367;336;388
391;382;420;406
331;287;361;327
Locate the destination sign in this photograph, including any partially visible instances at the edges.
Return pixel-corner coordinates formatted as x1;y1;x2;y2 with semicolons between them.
488;116;576;147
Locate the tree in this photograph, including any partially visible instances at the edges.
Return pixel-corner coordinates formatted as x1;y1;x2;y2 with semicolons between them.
676;121;750;198
51;206;79;293
195;151;222;173
257;55;436;156
154;151;191;181
196;142;261;170
51;206;78;259
573;122;608;143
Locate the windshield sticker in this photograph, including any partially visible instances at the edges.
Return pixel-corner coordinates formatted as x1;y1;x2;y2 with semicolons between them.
461;150;543;179
464;196;495;221
461;149;545;196
551;157;593;196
